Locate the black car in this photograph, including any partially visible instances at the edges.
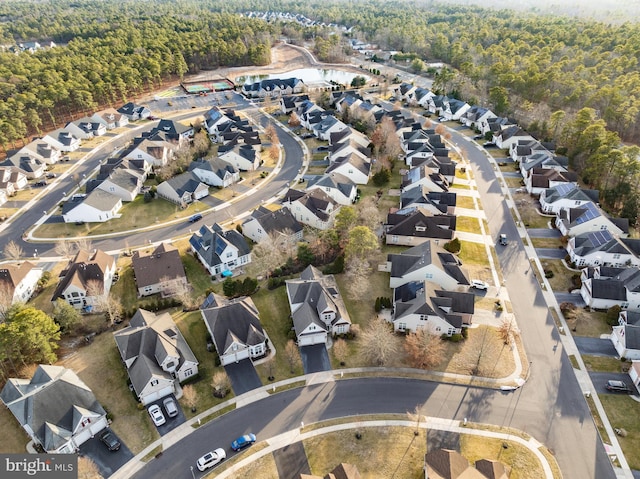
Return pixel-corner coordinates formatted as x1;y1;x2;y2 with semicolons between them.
189;213;203;223
98;429;121;451
316;146;330;152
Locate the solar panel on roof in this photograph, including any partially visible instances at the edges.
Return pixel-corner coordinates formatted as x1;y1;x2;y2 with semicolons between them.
575;202;600;225
589;230;612;247
554;183;575;196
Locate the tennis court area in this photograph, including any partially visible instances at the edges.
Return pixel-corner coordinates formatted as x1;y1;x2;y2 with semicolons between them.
181;78;235;94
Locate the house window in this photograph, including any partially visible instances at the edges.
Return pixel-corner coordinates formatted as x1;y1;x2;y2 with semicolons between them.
323;313;332;321
391;235;398;243
226;252;233;258
425;273;433;279
613;254;621;259
165;361;175;369
150;379;159;386
600;225;607;230
398;322;406;331
81;418;91;427
436;327;441;332
184;368;193;377
419;315;428;321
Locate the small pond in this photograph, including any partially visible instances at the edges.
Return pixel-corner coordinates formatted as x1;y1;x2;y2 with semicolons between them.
236;68;370;87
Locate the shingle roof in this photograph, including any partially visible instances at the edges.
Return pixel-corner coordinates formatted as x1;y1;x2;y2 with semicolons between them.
201;298;266;355
131;243;186;289
51;249;115;301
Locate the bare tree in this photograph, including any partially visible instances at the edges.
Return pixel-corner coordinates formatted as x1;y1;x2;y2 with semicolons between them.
3;241;23;262
0;282;15;320
406;404;425;435
192;130;211;157
54;241;76;260
359;317;398;367
74;238;93;254
265;123;279;145
344;257;372;297
161;276;194;310
357;196;384;230
211;370;231;398
268;143;280;162
78;456;103;479
284;339;301;373
333;338;349;366
404;329;446;369
182;384;198;412
498;317;518;346
288;112;301;128
86;280;122;324
251;231;296;277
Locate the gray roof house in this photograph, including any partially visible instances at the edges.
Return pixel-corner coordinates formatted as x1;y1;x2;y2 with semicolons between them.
568;230;640;268
0;365;108;453
555;201;629;238
61;189;123;223
580;266;640;312
156;171;209;208
189;223;251;276
400;187;456;214
117;102;151;121
385;208;456;246
539;183;599;214
114;309;199;405
188;157;239;188
285;265;352;346
131;243;188;298
0;153;46;179
306;172;357;205
241;206;304;244
611;323;640;361
201;297;268;366
96;167;144;202
384;240;469;289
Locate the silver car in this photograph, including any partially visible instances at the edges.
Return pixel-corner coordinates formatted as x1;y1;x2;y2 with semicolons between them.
148;404;166;426
197;448;226;471
163;397;178;418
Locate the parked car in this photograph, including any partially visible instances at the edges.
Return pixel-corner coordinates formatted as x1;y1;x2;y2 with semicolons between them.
473;134;484;140
316;145;329;152
499;234;508;246
34;180;47;187
46;172;57;179
189;213;203;223
148;404;166;426
438;116;447;122
606;380;632;393
483;141;496;147
98;429;121;451
197;448;226;471
470;279;489;290
231;433;256;451
163;397;178;418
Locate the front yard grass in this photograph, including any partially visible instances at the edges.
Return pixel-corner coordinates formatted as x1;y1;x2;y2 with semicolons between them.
530;237;564;249
599;395;640;470
516;199;552;229
458;240;490;267
539;259;576;293
305;427;425;479
33;197;206;238
455;195;476;209
61;330;158;454
456;215;482;234
582;355;628;373
504;176;523;188
565;309;611;338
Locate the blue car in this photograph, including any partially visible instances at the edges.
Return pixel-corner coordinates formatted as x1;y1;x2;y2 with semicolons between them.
231;433;256;451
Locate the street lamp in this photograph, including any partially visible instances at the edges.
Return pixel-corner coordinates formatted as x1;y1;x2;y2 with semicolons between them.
190;466;195;479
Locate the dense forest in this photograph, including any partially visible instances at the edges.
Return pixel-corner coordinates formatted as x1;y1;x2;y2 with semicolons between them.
1;0;639;222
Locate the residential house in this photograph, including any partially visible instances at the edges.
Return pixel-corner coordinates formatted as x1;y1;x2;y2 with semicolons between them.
51;249;116;309
156;171;209;208
203;107;232;138
61;189;122;223
425;449;509;479
396;82;417;102
132;243;188;297
329;127;370;149
114;309;199;405
201;297;268;365
325;153;371;185
282;188;339;230
241;206;303;244
440;98;470;121
189;223;251;276
539;184;599;215
96;168;144;202
510;139;551;163
300;463;361;479
91;108;129;130
519;152;568;180
385;208;455;246
306;173;357;205
188;157;239;188
312;115;348;141
0;167;28;193
391;281;474;335
493;126;535;150
524;168;578;196
580;266;640;311
0;261;43;304
279;94;310;114
383;240;469;289
124;137;176;168
150;119;193;146
460;106;496;130
401;165;449;193
628;361;640;393
567;230;640;268
65;118;106;139
285;265;352;346
413;87;435;108
117;102;151;121
400;187;457;214
219;144;259;171
611;310;640;360
42;128;81;152
0;153;45;179
479;116;517;137
0;189;7;206
0;365;108;453
12;141;61;165
555;202;628;238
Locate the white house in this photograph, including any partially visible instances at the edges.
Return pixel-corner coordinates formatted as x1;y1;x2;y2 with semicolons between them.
91;108;129;129
124;138;176;168
384;240;470;289
42;128;81;152
460;106;496;130
0;365;108;453
131;243;188;298
282;188;339;230
189;223;251;276
156;171;209;208
493;126;535;150
61;189;122;223
0;261;43;304
524;168;578;196
117;102;151;121
401;165;449;193
188;157;239;188
114;309;199;405
568;231;640;268
13;141;61;165
96;168;144;202
285;265;352;346
219;144;259;171
201;298;268;365
306;173;357;205
539;184;599;215
325;153;371;185
555;202;628;238
241;206;304;244
580;266;640;311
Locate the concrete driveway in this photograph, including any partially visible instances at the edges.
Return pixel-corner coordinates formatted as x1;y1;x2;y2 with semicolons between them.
299;344;331;374
147;395;186;437
574;336;617;357
224;359;262;395
79;431;134;478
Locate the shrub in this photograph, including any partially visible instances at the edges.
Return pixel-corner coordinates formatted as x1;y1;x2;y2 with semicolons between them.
544;270;554;279
606;305;622;326
374;297;382;312
443;238;461;254
449;334;463;342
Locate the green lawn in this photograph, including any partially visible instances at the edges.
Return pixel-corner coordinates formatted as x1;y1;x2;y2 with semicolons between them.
582;355;628;373
458;240;490;267
599;395;640;469
33;197;206;238
530;237;564;249
505;176;523;188
456;216;482;234
456;196;476;209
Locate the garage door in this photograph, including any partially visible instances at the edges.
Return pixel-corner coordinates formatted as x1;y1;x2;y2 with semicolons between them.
298;333;325;347
222;349;250;366
73;428;92;447
142;386;175;406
